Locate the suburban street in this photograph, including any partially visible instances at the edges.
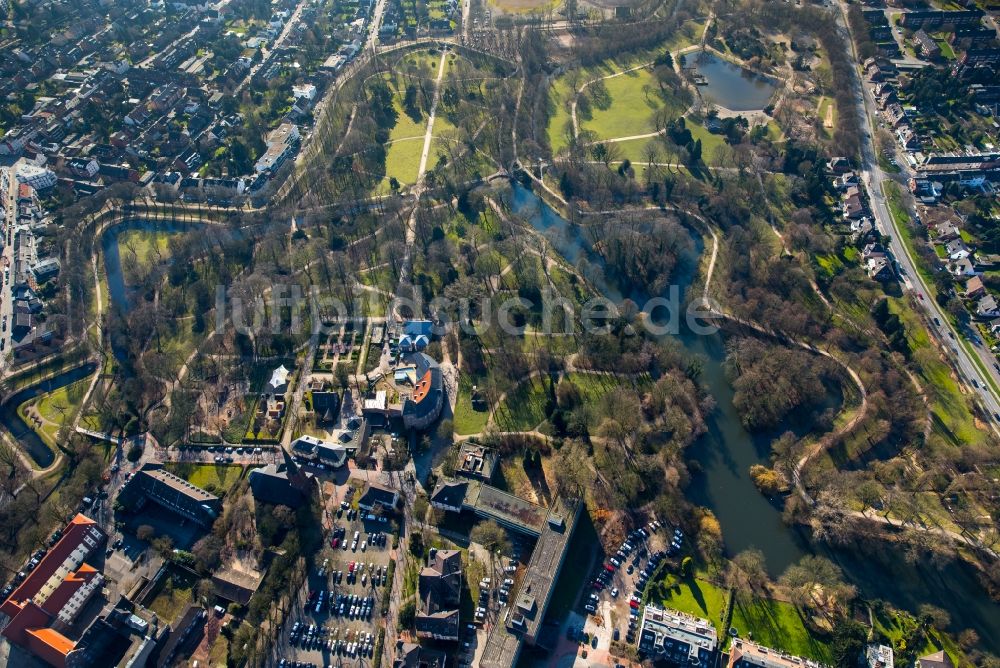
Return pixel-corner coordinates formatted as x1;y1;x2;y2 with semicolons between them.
366;0;390;51
837;1;1000;425
235;0;310;94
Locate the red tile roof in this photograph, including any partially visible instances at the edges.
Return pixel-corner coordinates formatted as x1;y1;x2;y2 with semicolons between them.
1;514;101;617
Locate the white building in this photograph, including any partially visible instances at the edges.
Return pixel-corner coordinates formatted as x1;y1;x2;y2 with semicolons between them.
15;163;57;190
292;83;317;101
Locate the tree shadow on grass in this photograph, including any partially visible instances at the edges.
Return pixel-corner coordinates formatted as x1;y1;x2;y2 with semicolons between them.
688;578;710;616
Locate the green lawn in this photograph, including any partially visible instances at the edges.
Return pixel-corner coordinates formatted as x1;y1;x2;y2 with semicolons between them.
453;373;490;436
21;377;93;447
384;137;424;187
686;118;727;166
148;569;197;624
118;229;172;268
888;298;985;447
729;595;832;662
933;35;956;60
548;76;576;155
872;606;958;663
582;68;684;140
493;376;552;431
648;574;729;634
165;462;244;496
562;372;645;405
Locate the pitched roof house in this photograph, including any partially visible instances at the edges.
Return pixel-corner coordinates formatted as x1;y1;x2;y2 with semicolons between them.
415;549;462;641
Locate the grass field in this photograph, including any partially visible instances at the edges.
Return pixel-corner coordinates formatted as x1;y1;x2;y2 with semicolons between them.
453;373;490;435
872;606;961;664
548;77;576;154
165;462;244;495
729;595;832;662
889;298;985;447
582;68;682;140
21;377;92;446
148;568;197;624
118;229;175;286
487;0;559;15
647;574;729;634
686;118;727;165
493;375;552;431
383;137;424;187
563;372;645;405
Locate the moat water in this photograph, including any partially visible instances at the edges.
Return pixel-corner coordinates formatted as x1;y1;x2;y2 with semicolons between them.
508;182;1000;649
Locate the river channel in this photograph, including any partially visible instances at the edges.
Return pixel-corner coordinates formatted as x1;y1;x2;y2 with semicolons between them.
506;182;1000;649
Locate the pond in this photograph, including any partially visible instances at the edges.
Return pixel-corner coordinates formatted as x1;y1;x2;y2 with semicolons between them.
507;182;1000;651
0;362;99;468
690;51;777;112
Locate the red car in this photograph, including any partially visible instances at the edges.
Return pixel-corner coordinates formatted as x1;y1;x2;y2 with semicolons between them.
348;561;356;573
629;600;640;609
330;537;340;548
604;564;614;572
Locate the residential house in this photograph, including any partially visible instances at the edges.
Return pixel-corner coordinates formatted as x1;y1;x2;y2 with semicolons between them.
866;254;893;281
291;83;317;101
834;172;859;190
976;294;1000;318
966;275;986;298
729;639;824;668
900;9;983;31
827;156;852;174
934;222;961;241
357;481;398;512
851;217;874;242
957;46;1000;70
881;103;907;129
456;443;498;483
842;187;867;220
866;644;894;668
254;122;299;174
897;125;921;151
914;30;941;59
918;651;955;668
415;549;462;641
952;257;976;277
638;605;718;666
946;239;971;260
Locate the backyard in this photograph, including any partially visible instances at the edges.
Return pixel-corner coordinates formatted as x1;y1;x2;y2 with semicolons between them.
729;594;832;663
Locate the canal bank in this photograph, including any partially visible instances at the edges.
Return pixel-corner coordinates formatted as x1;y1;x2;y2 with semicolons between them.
0;362;99;468
505;181;1000;650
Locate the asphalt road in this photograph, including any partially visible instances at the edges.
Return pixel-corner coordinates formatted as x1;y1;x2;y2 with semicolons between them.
836;1;1000;426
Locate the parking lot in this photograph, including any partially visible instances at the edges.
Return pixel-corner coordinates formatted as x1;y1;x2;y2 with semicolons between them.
463;532;534;667
576;521;683;654
276;501;395;667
